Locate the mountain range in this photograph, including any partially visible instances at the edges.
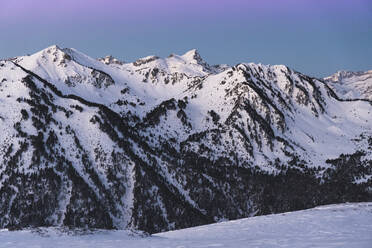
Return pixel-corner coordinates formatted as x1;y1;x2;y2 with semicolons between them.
0;45;371;233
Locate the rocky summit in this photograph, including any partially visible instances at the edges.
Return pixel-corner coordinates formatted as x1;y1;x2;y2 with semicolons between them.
0;45;371;233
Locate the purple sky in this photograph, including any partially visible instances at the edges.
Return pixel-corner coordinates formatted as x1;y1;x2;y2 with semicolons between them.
2;0;369;21
1;0;371;77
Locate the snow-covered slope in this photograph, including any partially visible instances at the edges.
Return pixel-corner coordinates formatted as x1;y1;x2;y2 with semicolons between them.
1;202;371;248
325;70;372;101
0;46;371;233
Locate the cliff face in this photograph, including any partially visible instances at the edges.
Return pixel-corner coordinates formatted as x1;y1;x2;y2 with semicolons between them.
0;46;371;233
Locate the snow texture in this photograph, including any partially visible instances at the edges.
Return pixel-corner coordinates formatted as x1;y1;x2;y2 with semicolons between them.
0;203;371;248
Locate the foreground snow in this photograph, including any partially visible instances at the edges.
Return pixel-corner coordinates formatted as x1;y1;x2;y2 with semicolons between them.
0;203;371;248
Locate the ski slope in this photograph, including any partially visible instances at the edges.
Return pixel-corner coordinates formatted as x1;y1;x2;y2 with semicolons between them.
0;202;371;248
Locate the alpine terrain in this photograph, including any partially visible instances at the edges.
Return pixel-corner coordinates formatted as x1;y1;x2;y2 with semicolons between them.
0;45;371;233
325;70;372;101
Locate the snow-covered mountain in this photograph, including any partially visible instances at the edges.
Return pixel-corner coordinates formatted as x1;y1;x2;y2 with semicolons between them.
1;202;371;248
324;70;372;101
0;45;371;233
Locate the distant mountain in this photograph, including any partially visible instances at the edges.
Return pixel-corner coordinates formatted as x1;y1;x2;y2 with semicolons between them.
324;70;372;101
0;45;371;233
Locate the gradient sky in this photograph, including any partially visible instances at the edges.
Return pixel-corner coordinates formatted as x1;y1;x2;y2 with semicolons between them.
1;0;371;77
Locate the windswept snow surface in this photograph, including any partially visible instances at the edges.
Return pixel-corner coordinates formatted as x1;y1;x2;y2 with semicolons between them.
1;203;371;248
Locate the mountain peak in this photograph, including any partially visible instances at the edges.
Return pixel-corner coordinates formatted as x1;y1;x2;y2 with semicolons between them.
324;69;372;100
179;48;217;74
181;49;204;64
98;55;124;65
39;44;64;54
13;44;73;65
48;44;61;50
324;70;364;82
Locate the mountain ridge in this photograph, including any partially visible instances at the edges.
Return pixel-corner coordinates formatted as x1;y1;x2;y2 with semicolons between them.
0;46;371;233
324;70;372;101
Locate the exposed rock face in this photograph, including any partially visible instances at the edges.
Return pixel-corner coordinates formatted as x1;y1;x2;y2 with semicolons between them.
0;46;371;233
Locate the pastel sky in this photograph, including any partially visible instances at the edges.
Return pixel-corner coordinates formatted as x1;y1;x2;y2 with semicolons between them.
1;0;371;77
